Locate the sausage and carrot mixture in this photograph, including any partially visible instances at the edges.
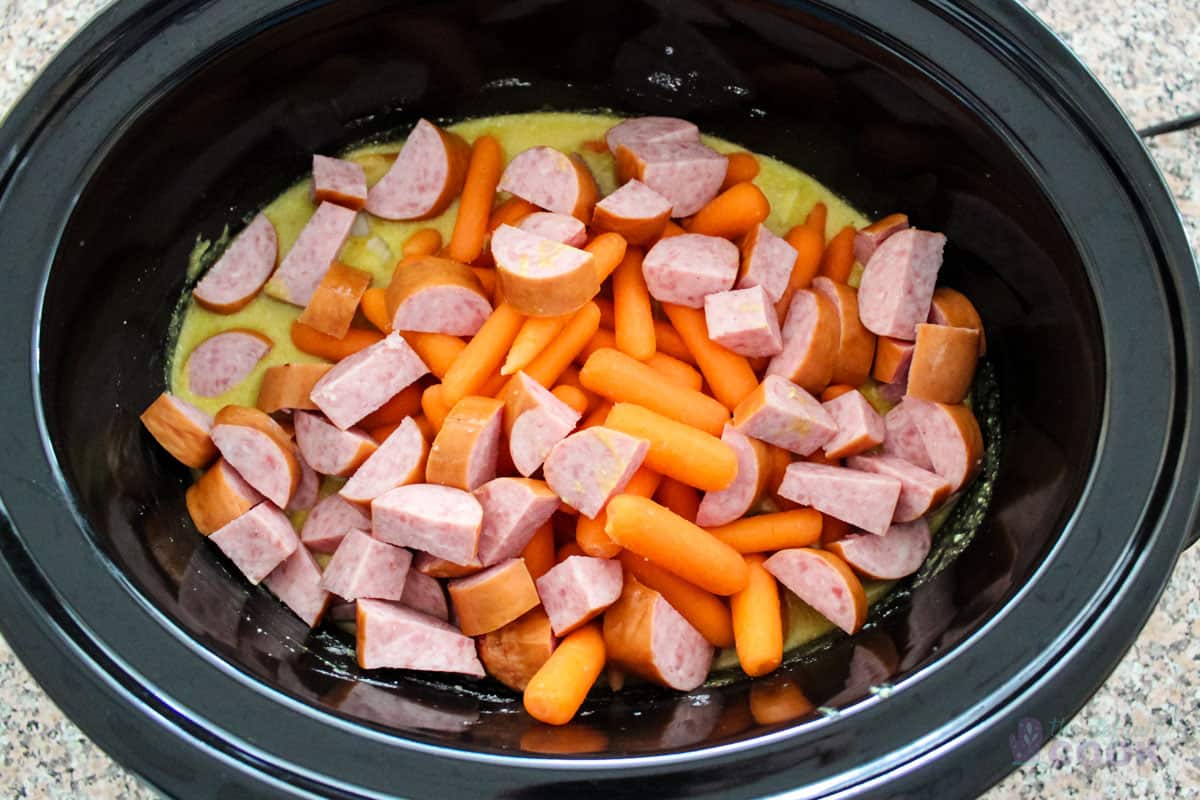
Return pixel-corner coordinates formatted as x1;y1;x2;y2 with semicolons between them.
142;112;986;725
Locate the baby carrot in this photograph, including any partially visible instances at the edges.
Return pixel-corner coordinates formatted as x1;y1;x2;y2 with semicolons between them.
551;384;589;415
487;196;538;232
653;319;696;364
480;370;509;398
749;676;814;725
401;332;467;380
804;202;827;238
554;366;597;411
605;495;749;595
523;623;605;726
579;401;613;430
556;542;585;561
708;509;823;553
661;303;758;410
604;403;737;492
618;552;734;648
730;554;782;677
357;383;422;428
472;267;497;299
503;315;569;375
594;297;615;328
656;478;700;524
521;522;556;581
613;248;655;361
420;383;451;433
367;422;401;443
447;135;503;264
817;225;856;284
402;228;443;259
411;414;435;442
775;224;825;319
509;302;601;390
585;232;628;282
655;220;686;243
820;384;856;402
576;327;617;364
580;348;730;436
575;466;661;558
646;351;703;391
290;321;382;362
686;182;770;239
441;302;525;405
360;287;392;333
721;152;760;191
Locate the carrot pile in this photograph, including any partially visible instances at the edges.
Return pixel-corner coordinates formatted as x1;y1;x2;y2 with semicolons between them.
144;114;989;730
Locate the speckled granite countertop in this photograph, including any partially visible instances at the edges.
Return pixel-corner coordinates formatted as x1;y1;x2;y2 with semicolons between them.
1;0;1197;797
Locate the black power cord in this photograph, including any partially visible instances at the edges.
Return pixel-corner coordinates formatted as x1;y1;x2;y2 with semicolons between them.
1139;111;1200;138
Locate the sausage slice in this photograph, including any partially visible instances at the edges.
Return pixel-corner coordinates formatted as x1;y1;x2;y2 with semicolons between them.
614;140;727;218
491;224;599;317
872;337;916;384
906;399;984;491
602;574;714;691
320;528;413;601
777;462;902;535
298;261;372;339
605;116;700;153
821;389;885;460
543;427;649;518
536;555;623;636
386;257;492;336
186;329;272;398
695;424;770;527
590;179;672;244
365;119;471;220
880;399;935;471
312;154;368;210
474;477;560;566
310;332;429;429
906;323;980;404
928;286;986;355
478;608;557;691
192;213;277;313
857;228;945;340
209;502;299;585
186;458;262;535
853;213;908;266
299;493;371;553
517;211;588;247
398;570;449;621
732;375;837;456
811;277;876;387
703;285;783;357
642;233;739;308
738;223;798;303
294;410;377;477
498;146;598;220
826;519;932;581
766;289;838;395
448;558;540;636
286;453;320;513
263;546;331;627
140;392;216;468
339;416;428;505
210;407;299;509
426;396;504;491
256;363;332;413
356;599;485;676
763;548;867;635
265;201;358;307
846;453;951;522
372;483;483;565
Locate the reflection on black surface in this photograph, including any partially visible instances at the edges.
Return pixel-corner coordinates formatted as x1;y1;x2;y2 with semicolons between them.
325;679;481;734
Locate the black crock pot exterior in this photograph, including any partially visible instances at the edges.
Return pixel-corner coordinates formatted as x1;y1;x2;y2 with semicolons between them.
0;0;1196;797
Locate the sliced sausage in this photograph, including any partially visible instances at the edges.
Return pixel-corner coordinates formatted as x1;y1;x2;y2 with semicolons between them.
906;323;980;404
192;214;278;313
186;458;262;535
372;483;483;565
477;608;556;691
543;427;649;518
256;363;332;413
536;555;623;636
846;453;951;522
263;545;331;627
872;337;916;384
265;201;358;307
703;285;783;357
777;462;901;535
320;528;413;601
853;213;908;266
339;416;428;505
614;140;727;218
826;519;932;580
413;551;483;579
210;407;299;508
426;396;504;491
285;452;320;513
602;574;713;691
365;119;471;220
517;211;588;247
297;261;373;339
497;146;598;220
811;277;876;387
294;410;377;477
502;372;582;476
399;570;449;622
590;179;672;244
491;224;599;317
474;477;560;566
857;228;945;340
312;154;368;210
881;399;935;471
695;424;770;527
186;329;272;398
605;116;699;153
766;289;838;394
731;375;837;456
299;493;371;553
209;502;299;585
821;389;885;460
447;558;540;636
356;599;485;676
738;223;798;303
928;286;986;355
905;399;984;491
140;392;216;468
310;332;429;429
762;548;867;635
642;233;739;308
386;256;492;336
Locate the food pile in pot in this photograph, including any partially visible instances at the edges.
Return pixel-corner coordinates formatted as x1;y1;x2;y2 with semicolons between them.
140;112;986;725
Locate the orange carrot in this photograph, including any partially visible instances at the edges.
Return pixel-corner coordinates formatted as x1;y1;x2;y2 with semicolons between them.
618;552;734;648
502;302;601;392
357;383;423;428
708;509;823;553
579;401;613;430
820;384;856;402
585;232;628;282
654;220;687;244
367;422;402;443
820;515;851;545
402;227;443;259
441;302;525;405
298;262;372;339
594;297;615;328
646;352;703;391
411;414;435;442
421;384;451;433
721;152;760;191
817;225;856;283
472;267;497;299
290;321;382;362
551;385;589;415
730;554;782;677
656;478;701;524
576;327;617;364
488;196;538;232
556;542;585;562
686;183;770;239
612;248;655;361
480;370;509;398
652;319;696;364
447;135;503;264
360;287;392;333
554;366;597;412
605;495;749;595
580;348;730;436
575;466;661;559
521;522;556;581
775;224;826;319
804;202;827;238
401;332;467;380
523;623;605;726
503;315;569;375
605;402;737;491
661;304;758;410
